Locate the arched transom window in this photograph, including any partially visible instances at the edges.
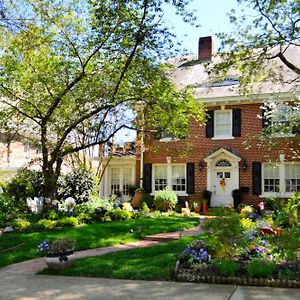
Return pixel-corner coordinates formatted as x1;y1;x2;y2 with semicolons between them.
215;159;232;167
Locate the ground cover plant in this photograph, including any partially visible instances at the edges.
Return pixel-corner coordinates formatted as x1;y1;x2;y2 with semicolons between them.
0;216;199;268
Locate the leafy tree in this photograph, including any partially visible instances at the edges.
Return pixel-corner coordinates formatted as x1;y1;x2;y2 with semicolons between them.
0;0;204;198
212;0;300;156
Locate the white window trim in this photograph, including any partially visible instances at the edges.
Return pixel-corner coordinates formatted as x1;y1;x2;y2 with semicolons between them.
261;162;300;198
151;163;188;196
213;109;233;139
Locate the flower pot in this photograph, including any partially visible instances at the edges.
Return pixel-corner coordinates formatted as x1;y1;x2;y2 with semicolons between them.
45;250;75;270
132;191;143;209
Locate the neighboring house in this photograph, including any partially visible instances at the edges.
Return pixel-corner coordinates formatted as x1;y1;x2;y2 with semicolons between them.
99;37;300;207
0;133;41;170
99;142;137;201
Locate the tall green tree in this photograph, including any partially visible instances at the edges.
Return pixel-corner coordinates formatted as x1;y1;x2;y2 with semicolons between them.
0;0;204;198
213;0;300;87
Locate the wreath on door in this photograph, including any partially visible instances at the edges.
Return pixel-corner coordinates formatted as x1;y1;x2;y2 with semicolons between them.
220;178;226;191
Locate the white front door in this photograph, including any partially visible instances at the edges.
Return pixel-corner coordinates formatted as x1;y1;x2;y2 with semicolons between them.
211;169;235;207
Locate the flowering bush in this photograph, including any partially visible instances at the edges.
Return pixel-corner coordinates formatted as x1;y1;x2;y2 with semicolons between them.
37;238;75;256
180;239;210;266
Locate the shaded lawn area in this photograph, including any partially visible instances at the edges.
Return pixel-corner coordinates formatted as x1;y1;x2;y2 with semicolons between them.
0;216;199;268
39;236;199;281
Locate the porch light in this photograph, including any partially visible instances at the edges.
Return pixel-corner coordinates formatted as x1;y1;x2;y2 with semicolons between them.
198;160;205;171
241;160;248;171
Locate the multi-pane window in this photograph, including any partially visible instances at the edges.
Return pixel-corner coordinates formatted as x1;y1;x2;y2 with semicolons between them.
122;167;132;195
154;165;167;191
172;165;186;191
110;167;120;195
285;164;300;193
215;111;232;137
263;164;280;193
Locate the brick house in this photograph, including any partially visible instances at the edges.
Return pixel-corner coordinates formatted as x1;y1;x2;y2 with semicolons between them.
136;37;300;207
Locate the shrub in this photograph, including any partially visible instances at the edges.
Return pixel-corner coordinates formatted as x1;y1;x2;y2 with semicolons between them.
239;205;254;219
58;168;94;204
122;202;134;212
141;202;149;213
77;212;94;224
153;188;178;212
246;259;276;278
212;259;239;277
0;193;18;216
37;219;57;230
141;193;154;209
59;216;79;227
105;208;132;220
6;168;44;201
13;218;31;231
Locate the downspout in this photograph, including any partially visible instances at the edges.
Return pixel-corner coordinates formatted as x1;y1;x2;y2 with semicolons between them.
139;113;144;188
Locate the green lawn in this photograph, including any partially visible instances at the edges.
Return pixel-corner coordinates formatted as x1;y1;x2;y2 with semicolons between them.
39;236;199;280
0;216;199;268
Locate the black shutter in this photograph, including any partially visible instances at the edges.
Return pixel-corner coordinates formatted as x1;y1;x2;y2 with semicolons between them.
232;108;241;137
186;163;195;194
205;110;214;138
252;162;262;195
143;164;152;193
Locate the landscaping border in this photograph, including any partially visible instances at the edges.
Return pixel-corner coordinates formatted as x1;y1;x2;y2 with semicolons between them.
173;261;300;288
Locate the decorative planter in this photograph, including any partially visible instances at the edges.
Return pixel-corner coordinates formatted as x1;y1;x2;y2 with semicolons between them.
45;250;75;270
132;191;144;209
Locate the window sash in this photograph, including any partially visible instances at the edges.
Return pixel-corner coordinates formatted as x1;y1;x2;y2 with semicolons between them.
172;165;186;191
215;111;232;137
154;165;167;191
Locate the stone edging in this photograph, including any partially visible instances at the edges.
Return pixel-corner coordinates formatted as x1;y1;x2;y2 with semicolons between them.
173;261;300;288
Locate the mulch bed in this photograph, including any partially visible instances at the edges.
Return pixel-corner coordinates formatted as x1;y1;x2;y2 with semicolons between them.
173;261;300;288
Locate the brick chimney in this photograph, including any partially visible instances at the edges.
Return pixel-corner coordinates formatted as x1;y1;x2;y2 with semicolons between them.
198;36;213;61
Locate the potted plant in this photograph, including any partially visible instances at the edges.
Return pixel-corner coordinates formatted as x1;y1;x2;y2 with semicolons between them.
131;187;144;209
192;200;202;213
202;199;208;213
38;238;75;270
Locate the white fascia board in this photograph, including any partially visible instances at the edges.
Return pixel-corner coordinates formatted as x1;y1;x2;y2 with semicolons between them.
197;91;298;107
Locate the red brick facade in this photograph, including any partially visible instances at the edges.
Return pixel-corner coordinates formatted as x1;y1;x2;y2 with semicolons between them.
137;102;299;207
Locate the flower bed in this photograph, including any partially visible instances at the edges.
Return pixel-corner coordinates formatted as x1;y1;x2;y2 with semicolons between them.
174;260;300;288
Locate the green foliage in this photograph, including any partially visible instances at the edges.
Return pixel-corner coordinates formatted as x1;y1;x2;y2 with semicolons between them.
0;193;18;216
246;259;276;278
212;259;239;277
6;168;44;201
0;0;203;199
13;218;31;231
105;208;132;221
239;205;254;219
203;210;244;258
240;218;257;231
141;193;154;209
154;188;178;212
37;219;58;230
58;169;94;204
122;202;133;212
141;202;150;213
59;216;79;227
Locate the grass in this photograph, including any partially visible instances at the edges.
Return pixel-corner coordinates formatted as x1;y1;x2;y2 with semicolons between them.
39;236;198;280
0;216;199;268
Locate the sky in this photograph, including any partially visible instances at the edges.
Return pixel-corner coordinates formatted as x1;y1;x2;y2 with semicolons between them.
163;0;243;54
117;0;247;144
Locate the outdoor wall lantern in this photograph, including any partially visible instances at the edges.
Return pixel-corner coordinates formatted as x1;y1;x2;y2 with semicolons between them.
198;160;205;172
241;160;248;171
